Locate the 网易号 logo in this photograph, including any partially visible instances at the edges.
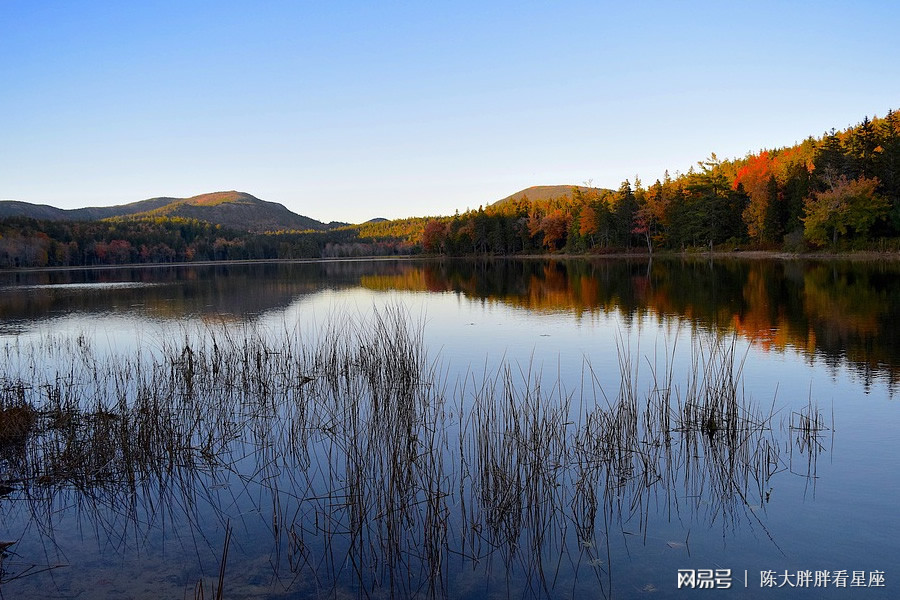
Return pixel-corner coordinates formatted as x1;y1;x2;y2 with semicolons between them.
677;569;733;589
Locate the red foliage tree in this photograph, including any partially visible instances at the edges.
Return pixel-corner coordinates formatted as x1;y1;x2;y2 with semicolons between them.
421;220;447;254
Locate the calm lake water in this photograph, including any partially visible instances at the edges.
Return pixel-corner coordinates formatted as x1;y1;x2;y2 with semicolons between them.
0;257;897;599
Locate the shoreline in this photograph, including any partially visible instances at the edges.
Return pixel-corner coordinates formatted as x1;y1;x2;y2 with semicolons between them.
3;249;900;274
0;255;431;275
537;249;900;261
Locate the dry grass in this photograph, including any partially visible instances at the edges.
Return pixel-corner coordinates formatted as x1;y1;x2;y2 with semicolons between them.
0;309;825;598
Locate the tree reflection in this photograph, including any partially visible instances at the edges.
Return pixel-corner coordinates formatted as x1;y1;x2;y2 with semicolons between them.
360;258;900;388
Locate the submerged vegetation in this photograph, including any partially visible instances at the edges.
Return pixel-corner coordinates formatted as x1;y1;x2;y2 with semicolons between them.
0;308;827;597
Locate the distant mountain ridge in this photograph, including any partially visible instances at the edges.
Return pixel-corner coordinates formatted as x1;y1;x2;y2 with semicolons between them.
0;197;175;221
1;186;608;234
0;191;343;233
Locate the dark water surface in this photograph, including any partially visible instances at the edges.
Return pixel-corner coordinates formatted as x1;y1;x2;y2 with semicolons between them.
0;257;897;598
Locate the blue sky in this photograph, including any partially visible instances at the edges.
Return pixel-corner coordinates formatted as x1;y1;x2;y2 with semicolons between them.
2;1;899;224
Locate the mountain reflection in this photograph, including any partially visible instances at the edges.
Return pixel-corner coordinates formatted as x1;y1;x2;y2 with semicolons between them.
0;260;411;326
2;257;897;386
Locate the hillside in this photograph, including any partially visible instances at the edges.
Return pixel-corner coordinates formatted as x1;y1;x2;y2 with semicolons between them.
0;197;175;221
491;185;610;207
137;191;334;232
0;191;335;233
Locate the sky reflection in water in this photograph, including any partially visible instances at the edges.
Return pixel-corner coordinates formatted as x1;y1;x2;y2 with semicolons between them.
0;258;896;598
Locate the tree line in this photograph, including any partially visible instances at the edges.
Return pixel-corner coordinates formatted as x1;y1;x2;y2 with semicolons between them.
419;110;900;255
2;109;899;268
0;217;418;269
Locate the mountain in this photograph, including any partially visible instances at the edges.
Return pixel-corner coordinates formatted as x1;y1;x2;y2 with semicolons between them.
0;191;336;233
0;197;175;221
491;185;610;208
137;191;334;232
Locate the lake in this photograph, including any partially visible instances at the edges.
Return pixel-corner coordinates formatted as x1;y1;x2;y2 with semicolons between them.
0;257;897;598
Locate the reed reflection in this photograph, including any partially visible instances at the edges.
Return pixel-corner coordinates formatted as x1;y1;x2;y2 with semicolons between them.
0;308;827;598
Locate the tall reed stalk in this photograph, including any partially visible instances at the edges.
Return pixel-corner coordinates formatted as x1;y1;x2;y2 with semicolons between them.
0;308;825;598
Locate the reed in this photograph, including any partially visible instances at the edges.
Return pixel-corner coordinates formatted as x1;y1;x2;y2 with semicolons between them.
0;308;826;598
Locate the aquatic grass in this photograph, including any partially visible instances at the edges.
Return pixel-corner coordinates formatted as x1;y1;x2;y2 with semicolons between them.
789;398;832;489
0;308;823;599
0;403;36;450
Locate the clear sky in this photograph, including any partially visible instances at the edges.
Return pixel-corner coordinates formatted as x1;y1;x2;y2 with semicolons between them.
2;1;899;224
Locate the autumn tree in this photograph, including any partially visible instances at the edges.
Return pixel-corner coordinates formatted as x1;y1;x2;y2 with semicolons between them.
421;219;447;253
634;178;672;253
735;151;777;244
578;204;598;247
803;176;888;246
540;209;569;251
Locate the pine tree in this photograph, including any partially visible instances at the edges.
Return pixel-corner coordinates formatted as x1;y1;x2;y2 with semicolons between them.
847;116;878;180
814;129;846;187
875;110;900;233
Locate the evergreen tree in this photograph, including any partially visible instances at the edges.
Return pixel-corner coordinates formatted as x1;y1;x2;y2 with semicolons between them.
847;116;878;180
612;180;638;247
814;129;846;187
875;110;900;233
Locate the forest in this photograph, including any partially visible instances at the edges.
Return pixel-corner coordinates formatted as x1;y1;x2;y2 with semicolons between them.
1;109;898;268
0;216;416;268
415;110;900;255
